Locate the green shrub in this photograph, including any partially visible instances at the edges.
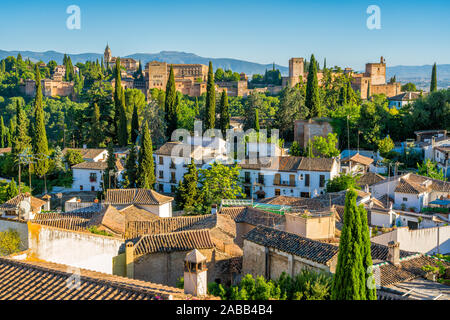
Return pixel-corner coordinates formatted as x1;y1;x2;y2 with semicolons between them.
0;229;21;256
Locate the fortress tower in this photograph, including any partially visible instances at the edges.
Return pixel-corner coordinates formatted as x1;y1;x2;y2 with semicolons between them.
288;58;304;87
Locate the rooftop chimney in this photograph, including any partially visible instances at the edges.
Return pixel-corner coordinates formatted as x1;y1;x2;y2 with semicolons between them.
184;249;207;296
387;241;400;267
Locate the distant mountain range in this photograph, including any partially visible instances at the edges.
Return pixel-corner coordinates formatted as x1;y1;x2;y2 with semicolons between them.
0;49;288;76
1;49;448;88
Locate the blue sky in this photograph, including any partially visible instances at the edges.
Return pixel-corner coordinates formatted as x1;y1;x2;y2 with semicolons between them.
0;0;449;69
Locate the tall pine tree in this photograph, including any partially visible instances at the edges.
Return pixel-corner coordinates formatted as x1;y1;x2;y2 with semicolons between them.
430;63;437;92
123;144;138;188
113;58;123;143
118;89;128;146
359;204;377;300
89;103;102;147
331;189;367;300
130;103;140;144
165;65;177;137
33;64;49;177
174;159;200;211
0;116;5;148
12;100;30;156
305;54;322;118
103;144;117;189
204;61;216;130
219;91;230;137
137;121;155;189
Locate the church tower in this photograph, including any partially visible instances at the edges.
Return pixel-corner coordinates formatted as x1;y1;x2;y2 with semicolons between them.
104;44;112;65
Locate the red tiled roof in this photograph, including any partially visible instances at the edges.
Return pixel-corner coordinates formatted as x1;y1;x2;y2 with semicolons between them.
105;189;173;205
0;257;187;300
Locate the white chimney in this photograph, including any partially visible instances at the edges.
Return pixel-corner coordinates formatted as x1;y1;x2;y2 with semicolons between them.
184;249;207;296
387;241;400;267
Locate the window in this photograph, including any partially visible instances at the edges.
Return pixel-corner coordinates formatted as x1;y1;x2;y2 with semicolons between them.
319;175;325;188
159;171;164;179
244;172;251;183
159;184;164;192
305;174;310;187
159;157;164;165
275;189;281;196
301;192;310;198
91;186;95;191
79;185;83;191
274;174;281;185
89;173;97;182
403;197;408;202
170;185;176;193
170;172;176;183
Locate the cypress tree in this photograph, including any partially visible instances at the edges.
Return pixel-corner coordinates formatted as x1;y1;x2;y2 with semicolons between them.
33;64;49;177
124;144;138;188
255;108;260;132
103;144;117;189
359;204;377;300
305;54;322;118
12;100;30;156
130;103;140;144
0;116;5;148
331;189;366;300
219;91;230;137
164;65;177;137
89;103;102;147
338;86;347;106
136;121;155;189
113;58;123;143
323;58;327;70
204;61;216;130
8;119;14;148
366;84;371;100
194;97;199;116
430;63;437;92
118;89;128;146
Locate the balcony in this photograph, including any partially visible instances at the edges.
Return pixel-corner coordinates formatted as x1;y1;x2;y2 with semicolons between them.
274;181;296;187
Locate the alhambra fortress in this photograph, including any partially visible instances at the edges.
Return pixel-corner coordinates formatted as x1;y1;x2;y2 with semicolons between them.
20;45;401;100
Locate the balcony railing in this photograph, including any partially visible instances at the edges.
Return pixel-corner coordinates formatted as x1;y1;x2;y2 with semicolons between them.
274;181;296;187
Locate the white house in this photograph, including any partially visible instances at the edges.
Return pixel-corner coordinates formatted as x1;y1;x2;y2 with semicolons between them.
71;159;124;192
63;147;108;163
371;173;450;213
154;141;229;194
239;156;340;199
388;92;422;109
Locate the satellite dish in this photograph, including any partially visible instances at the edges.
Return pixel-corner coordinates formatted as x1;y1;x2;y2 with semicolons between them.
18;200;31;220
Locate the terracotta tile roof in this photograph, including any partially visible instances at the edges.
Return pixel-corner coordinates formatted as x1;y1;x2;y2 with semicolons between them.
341;153;374;166
0;193;47;213
405;174;450;193
0;257;187;300
126;215;210;239
233;207;285;227
260;196;324;210
31;217;91;232
220;207;247;220
72;161;108;170
119;205;160;223
395;178;428;194
105;189;173;205
388;92;422;101
88;205;125;235
239;156;336;172
62;148;107;160
370;242;415;261
244;226;339;265
357;172;386;187
377;255;450;287
155;141;201;157
134;229;215;256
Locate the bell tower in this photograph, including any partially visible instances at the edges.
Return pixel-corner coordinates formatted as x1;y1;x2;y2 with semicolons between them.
104;43;112;65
